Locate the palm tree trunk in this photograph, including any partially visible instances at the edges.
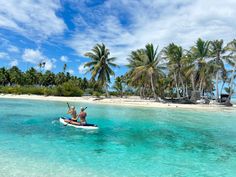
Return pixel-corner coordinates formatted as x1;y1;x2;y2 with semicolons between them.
105;85;110;98
174;72;180;98
121;89;123;98
199;78;203;92
150;74;159;101
220;81;225;96
215;70;220;101
185;83;189;98
139;87;143;99
179;74;185;97
191;74;196;91
139;88;142;98
226;64;236;104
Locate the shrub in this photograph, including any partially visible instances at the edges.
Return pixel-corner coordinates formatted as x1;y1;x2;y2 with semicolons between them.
0;83;83;97
57;81;83;97
92;91;102;98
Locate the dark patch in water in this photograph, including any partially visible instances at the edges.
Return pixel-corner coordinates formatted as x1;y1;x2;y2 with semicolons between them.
94;148;105;153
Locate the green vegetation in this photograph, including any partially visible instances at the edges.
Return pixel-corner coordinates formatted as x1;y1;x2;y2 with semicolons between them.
0;40;235;105
84;43;118;97
0;66;100;97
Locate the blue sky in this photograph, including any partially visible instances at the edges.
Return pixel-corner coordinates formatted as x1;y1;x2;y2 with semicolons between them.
0;0;236;79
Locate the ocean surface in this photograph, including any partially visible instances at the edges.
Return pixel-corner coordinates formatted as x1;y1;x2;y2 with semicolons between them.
0;98;236;177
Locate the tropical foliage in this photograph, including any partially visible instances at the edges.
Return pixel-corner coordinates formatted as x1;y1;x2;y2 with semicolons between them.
124;39;235;103
0;66;102;97
84;43;118;97
0;39;235;105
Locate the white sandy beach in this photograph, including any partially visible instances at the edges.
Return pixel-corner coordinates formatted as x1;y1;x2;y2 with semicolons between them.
0;94;235;110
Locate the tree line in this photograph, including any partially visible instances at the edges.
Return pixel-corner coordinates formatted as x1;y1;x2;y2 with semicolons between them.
84;39;236;105
0;66;104;96
0;38;235;105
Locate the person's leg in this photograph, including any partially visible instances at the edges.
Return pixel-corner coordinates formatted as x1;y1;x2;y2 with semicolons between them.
71;120;82;125
64;119;70;123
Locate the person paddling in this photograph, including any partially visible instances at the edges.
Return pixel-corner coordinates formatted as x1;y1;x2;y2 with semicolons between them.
65;105;78;123
78;107;87;125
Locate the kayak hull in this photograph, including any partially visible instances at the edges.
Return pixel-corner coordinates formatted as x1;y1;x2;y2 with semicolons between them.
59;117;98;129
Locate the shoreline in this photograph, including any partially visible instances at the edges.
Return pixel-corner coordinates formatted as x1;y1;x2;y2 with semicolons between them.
0;94;235;110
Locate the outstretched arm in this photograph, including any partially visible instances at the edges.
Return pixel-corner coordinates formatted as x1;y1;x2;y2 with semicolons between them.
67;109;72;114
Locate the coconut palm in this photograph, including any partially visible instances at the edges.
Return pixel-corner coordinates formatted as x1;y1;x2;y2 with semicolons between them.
190;38;211;95
63;63;67;73
38;61;46;72
41;70;55;87
113;76;125;97
163;43;185;98
127;44;165;101
210;39;226;101
0;67;10;86
224;39;236;104
8;66;23;85
25;67;38;85
84;43;117;97
55;72;67;85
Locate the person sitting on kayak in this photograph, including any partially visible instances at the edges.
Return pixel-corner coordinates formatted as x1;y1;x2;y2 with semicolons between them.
78;107;87;125
65;106;77;123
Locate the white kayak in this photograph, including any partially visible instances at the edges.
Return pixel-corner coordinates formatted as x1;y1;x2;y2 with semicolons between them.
59;117;98;130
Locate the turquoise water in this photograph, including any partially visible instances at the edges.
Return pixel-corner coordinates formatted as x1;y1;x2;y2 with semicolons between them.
0;99;236;177
231;97;236;104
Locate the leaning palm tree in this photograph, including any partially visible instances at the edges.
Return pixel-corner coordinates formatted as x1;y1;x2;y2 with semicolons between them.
224;39;236;105
84;43;117;97
190;38;211;94
163;43;185;98
210;39;226;101
127;43;165;101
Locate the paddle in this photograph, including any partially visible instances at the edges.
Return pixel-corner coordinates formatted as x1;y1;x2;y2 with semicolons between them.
67;102;70;109
64;102;71;126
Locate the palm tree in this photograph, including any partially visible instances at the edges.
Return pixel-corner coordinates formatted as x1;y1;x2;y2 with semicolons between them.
224;39;236;104
8;66;23;85
127;44;165;101
38;61;46;72
163;43;185;98
0;67;10;86
84;43;117;97
55;72;67;85
41;70;55;87
63;63;67;73
113;76;124;97
25;67;38;85
189;38;211;98
210;39;226;101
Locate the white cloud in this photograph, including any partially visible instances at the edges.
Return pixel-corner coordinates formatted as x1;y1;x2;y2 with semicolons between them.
67;0;236;65
0;0;66;41
22;49;42;63
78;63;88;74
22;48;56;70
9;59;18;67
60;55;69;62
68;69;74;75
7;45;19;53
0;52;8;59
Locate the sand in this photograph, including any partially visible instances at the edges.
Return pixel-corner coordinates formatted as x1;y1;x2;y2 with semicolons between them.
0;94;235;111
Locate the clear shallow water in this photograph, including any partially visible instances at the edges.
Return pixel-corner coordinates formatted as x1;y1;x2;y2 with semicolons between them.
0;99;236;177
